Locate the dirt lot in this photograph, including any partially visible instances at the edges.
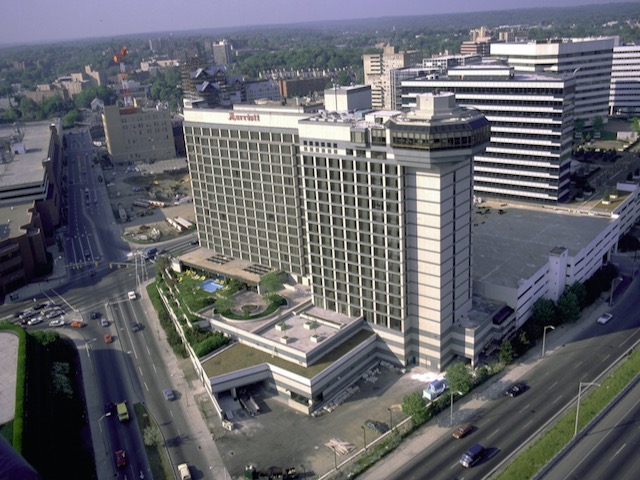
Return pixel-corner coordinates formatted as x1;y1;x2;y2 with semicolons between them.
103;158;197;243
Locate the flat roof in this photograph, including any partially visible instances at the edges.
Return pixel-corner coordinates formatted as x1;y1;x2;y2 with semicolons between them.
201;329;374;380
473;201;613;289
0;200;33;241
0;121;50;190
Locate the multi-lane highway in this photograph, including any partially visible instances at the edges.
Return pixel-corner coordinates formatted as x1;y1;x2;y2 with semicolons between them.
539;377;640;480
3;128;209;479
381;276;640;480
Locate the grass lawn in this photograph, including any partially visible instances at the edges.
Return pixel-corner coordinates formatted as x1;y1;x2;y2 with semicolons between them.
134;403;172;480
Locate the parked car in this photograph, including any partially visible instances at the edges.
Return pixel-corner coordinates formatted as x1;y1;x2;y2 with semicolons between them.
33;302;48;310
101;318;109;327
49;319;65;327
163;388;175;401
105;403;115;417
90;311;100;320
452;423;473;439
597;312;613;325
131;322;143;332
115;450;126;468
365;419;389;434
104;333;113;344
27;317;43;326
505;382;528;397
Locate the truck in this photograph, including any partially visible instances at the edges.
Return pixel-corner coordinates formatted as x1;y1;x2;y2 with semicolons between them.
177;463;191;480
423;378;447;401
116;401;129;422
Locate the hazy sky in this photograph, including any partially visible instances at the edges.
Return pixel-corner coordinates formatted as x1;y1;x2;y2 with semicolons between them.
3;0;632;46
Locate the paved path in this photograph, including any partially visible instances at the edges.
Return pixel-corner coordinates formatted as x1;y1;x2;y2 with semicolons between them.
0;332;19;426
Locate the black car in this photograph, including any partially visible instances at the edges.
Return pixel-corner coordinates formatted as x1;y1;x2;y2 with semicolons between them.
505;382;527;397
365;419;389;434
105;403;115;416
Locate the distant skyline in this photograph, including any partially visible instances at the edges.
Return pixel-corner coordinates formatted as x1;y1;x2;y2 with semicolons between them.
4;0;634;46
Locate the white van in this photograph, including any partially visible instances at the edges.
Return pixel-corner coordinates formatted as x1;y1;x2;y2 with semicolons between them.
177;464;191;480
127;291;136;300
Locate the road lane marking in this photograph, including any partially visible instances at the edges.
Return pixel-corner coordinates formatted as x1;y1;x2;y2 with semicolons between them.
522;419;533;430
152;364;157;373
552;396;563;405
487;428;500;439
547;381;558;391
139;366;143;377
611;443;626;461
574;360;583;369
144;381;149;392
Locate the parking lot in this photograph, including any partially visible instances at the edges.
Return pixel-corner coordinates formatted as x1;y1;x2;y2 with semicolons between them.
202;362;437;479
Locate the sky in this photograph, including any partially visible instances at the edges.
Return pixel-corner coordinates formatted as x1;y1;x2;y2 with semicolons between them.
3;0;633;46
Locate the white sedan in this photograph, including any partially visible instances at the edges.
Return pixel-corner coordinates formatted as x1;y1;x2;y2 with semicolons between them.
27;317;43;326
49;319;65;327
597;312;613;325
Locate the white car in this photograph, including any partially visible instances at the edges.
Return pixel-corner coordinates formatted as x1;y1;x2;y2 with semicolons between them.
27;317;43;326
597;312;613;325
45;309;64;319
49;319;65;327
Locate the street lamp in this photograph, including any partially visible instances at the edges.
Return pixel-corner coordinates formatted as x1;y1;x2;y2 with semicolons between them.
574;381;600;437
542;325;555;358
387;407;393;432
609;276;623;307
450;391;464;427
361;425;367;452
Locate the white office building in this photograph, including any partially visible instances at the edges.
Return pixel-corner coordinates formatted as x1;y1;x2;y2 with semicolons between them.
401;65;576;204
491;37;616;124
183;91;490;374
610;44;640;116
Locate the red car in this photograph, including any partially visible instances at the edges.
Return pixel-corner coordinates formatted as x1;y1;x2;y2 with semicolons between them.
115;450;126;468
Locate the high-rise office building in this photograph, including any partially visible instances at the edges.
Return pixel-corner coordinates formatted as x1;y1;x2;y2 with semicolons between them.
212;40;234;66
363;45;423;110
491;37;616;124
102;105;176;163
402;65;576;204
609;44;640;116
183;91;490;370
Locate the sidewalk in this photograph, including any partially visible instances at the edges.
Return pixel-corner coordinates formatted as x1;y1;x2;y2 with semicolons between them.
358;294;617;480
139;280;231;480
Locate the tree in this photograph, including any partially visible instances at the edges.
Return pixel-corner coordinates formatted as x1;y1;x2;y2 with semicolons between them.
531;298;557;332
402;391;429;425
632;117;640;137
574;118;585;138
143;426;161;447
260;271;284;295
618;233;640;252
498;339;516;365
556;291;581;324
566;282;587;308
214;295;235;315
445;362;473;395
592;116;604;136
